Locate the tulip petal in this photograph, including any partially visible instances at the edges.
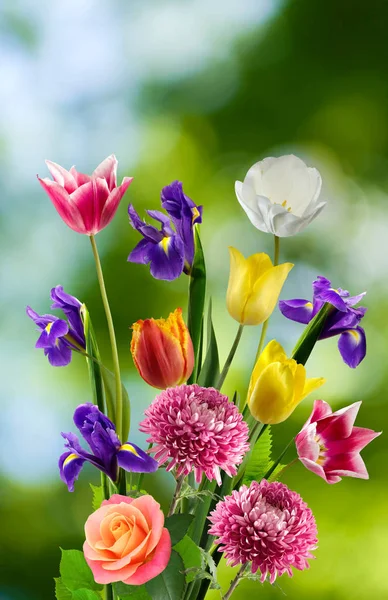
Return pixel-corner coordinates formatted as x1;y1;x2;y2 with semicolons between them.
92;154;118;190
317;401;361;441
301;376;325;401
45;160;78;193
295;424;320;463
226;247;251;323
324;452;370;480
100;177;133;230
246;252;273;280
338;327;366;368
325;427;381;455
38;177;86;233
123;528;171;585
303;399;333;428
244;262;294;325
298;457;334;483
248;340;287;399
70;178;110;234
249;362;295;424
235;181;267;232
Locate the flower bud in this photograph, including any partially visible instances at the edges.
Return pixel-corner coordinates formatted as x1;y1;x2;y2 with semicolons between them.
226;247;293;326
131;308;194;389
248;340;325;424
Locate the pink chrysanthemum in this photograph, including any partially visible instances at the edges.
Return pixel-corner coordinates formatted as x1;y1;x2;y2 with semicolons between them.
139;384;250;485
209;480;318;584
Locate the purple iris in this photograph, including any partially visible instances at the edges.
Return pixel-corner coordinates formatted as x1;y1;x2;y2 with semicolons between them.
127;181;202;281
59;403;158;492
279;276;367;368
27;285;85;367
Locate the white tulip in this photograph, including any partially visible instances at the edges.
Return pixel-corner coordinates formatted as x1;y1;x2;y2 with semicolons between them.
235;155;325;237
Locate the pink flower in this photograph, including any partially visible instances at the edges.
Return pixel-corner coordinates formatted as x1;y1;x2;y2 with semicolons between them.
83;494;171;585
295;400;381;484
139;384;250;485
209;480;317;584
38;155;133;235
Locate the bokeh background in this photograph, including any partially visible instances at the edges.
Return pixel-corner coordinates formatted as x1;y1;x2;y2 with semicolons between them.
1;0;388;598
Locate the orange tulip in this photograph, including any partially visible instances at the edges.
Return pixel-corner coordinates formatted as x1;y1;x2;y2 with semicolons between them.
131;308;194;389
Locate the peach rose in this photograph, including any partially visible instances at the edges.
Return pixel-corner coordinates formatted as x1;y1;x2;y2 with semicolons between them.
83;494;171;585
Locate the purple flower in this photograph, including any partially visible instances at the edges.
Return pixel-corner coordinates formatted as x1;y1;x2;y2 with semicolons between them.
59;403;158;491
161;181;202;272
279;276;367;368
127;181;202;281
27;285;86;366
26;307;72;366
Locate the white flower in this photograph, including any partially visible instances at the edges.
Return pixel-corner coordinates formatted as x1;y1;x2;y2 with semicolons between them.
235;155;325;237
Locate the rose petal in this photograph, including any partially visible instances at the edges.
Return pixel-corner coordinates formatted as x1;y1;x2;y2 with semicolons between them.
123;528;172;586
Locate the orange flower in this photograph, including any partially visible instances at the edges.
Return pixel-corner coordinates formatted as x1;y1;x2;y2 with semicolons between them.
131;308;194;389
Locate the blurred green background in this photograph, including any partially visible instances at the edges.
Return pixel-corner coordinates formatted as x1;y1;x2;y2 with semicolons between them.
1;0;387;598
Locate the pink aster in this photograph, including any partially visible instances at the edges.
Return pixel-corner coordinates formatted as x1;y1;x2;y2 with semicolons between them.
209;480;317;584
139;384;250;485
295;400;381;484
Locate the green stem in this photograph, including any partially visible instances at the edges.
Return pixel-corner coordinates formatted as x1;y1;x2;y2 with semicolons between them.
217;324;244;390
168;475;185;517
90;235;123;440
263;437;295;481
223;564;249;600
104;583;114;600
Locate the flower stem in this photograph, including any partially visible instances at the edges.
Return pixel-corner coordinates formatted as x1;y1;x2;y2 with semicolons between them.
254;235;280;363
90;235;123;440
104;583;114;600
223;564;249;600
217;324;244;390
168;474;185;517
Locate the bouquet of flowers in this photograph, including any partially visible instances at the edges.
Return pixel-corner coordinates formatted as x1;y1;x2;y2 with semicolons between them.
29;154;380;600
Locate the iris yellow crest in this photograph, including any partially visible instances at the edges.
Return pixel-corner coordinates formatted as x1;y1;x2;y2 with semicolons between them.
247;340;325;424
226;247;293;325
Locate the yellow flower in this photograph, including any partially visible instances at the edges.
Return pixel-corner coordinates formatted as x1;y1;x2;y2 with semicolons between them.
226;248;293;325
247;340;325;424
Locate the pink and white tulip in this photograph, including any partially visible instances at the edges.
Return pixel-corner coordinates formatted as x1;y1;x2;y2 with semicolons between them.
38;155;133;235
295;400;381;484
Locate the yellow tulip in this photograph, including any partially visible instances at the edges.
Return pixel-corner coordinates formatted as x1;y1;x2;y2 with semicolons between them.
247;340;325;424
226;248;293;325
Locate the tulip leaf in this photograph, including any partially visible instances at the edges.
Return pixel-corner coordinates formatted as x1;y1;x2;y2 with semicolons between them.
174;535;202;583
100;368;131;443
114;582;150;598
55;577;72;600
80;305;106;417
145;551;185;600
165;513;195;546
187;227;206;384
59;549;102;593
292;303;331;366
243;426;273;485
197;298;220;387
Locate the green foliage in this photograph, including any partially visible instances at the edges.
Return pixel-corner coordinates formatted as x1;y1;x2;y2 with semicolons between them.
174;535;202;583
164;513;195;546
292;303;331;366
197;298;220;387
187;228;206;383
81;304;105;415
100;367;131;443
55;578;72;600
59;549;102;593
114;582;151;599
72;591;102;600
145;551;185;600
243;426;273;485
90;484;103;511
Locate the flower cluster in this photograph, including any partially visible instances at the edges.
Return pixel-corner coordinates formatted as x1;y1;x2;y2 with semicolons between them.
28;153;381;598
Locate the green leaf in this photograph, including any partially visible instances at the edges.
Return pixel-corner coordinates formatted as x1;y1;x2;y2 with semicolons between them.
187;227;206;384
72;590;102;600
90;484;103;511
165;513;195;546
268;463;287;482
100;367;131;443
243;426;272;485
114;583;151;599
59;549;102;592
197;298;220;387
174;535;202;583
292;303;331;366
55;577;72;600
80;305;106;416
145;551;185;600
